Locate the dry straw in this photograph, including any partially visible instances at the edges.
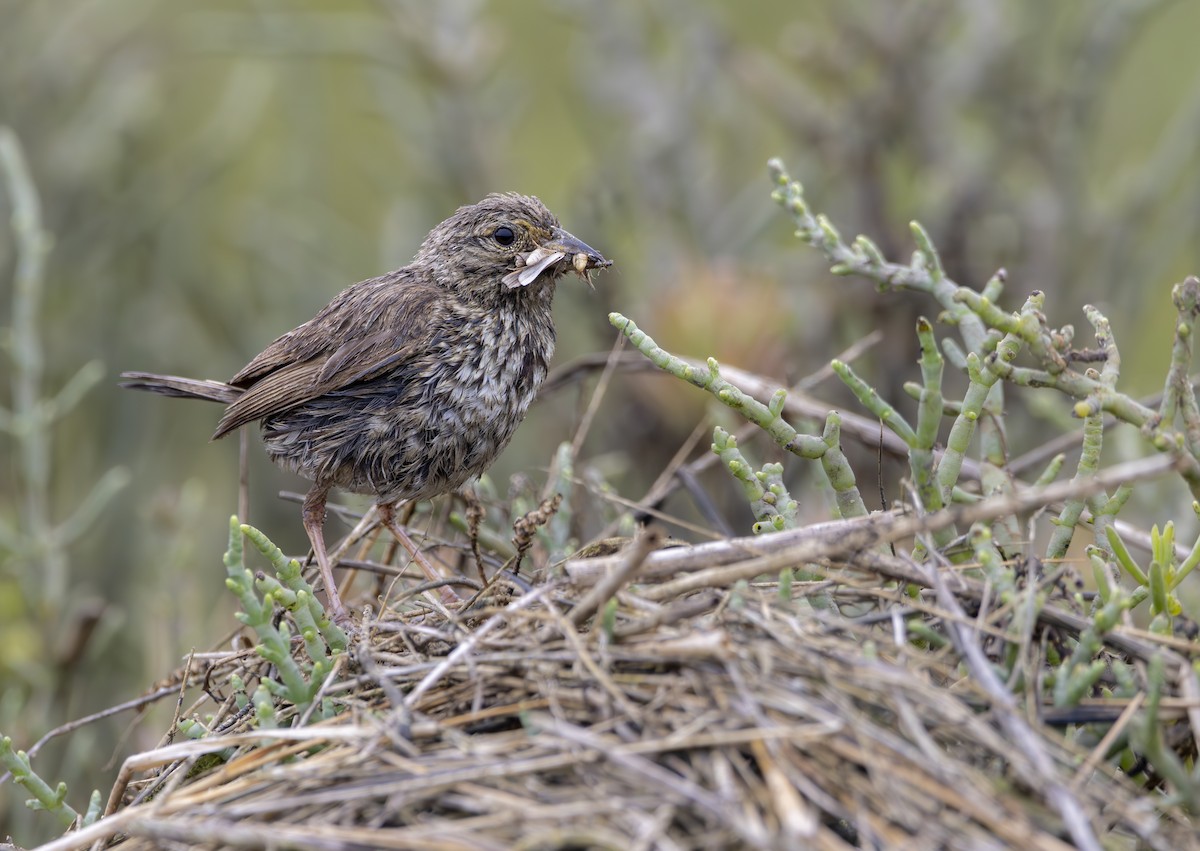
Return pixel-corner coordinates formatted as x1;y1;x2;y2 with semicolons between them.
38;495;1196;850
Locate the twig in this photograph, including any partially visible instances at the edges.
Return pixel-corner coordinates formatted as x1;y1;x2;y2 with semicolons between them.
568;527;662;627
403;583;554;710
927;552;1101;851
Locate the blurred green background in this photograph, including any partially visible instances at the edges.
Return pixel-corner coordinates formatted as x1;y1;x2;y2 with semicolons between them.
4;0;1200;841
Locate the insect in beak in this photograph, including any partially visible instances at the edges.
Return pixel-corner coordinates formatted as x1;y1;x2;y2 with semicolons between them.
502;227;611;289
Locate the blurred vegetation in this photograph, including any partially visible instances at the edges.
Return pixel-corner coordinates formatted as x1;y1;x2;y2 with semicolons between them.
3;0;1200;843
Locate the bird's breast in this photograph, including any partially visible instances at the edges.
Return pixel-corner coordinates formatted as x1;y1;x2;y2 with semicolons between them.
260;299;556;502
443;306;553;435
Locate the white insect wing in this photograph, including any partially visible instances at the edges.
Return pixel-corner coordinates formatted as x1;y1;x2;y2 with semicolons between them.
502;248;565;289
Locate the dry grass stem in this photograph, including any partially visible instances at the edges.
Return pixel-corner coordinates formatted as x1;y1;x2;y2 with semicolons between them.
40;477;1198;849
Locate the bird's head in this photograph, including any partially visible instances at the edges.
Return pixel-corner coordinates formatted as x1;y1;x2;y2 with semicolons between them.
418;193;611;297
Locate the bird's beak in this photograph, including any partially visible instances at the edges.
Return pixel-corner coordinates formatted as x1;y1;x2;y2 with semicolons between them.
543;227;611;273
502;226;612;289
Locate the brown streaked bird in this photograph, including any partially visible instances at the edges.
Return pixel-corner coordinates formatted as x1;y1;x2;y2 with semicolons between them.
122;193;611;621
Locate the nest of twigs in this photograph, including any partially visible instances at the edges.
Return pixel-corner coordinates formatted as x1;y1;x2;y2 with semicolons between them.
51;505;1198;851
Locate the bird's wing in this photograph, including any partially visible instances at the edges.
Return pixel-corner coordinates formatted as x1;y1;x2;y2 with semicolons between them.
212;273;441;438
212;360;327;438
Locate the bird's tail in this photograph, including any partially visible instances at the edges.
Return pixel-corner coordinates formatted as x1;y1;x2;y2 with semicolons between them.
119;371;241;404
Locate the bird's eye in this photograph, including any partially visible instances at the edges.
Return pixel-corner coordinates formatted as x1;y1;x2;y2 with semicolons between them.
492;226;516;246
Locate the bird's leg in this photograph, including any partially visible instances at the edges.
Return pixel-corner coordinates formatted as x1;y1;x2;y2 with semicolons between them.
302;482;349;622
377;501;462;602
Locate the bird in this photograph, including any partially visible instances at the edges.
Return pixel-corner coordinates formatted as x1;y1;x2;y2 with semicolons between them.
122;193;611;622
